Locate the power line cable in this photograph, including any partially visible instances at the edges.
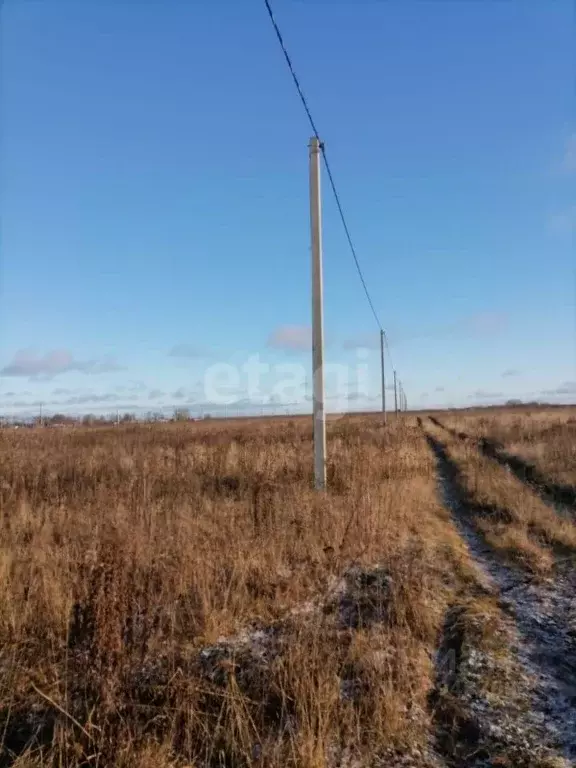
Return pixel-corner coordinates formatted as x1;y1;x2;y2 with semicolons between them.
382;329;395;374
263;0;319;139
263;0;383;333
321;154;382;331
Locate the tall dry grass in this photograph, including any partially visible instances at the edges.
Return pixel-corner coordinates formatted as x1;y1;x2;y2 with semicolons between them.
426;418;576;574
0;417;483;767
440;408;576;489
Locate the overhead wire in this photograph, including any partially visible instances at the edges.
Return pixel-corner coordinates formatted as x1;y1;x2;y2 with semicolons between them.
382;329;395;375
263;0;320;139
263;0;384;334
263;0;406;407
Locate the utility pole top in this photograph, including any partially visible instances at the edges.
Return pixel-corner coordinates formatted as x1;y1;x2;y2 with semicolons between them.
309;136;323;151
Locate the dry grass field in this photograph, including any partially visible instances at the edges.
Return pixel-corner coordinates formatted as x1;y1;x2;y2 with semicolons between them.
1;408;575;767
439;408;576;493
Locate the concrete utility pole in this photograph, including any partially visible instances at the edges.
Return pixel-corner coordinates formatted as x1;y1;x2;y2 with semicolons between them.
394;371;398;416
309;136;326;490
380;330;386;423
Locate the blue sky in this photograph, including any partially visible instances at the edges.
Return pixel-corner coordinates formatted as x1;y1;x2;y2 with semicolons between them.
1;0;574;417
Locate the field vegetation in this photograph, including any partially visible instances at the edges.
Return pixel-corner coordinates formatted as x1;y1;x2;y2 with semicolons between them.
1;407;575;767
440;407;576;491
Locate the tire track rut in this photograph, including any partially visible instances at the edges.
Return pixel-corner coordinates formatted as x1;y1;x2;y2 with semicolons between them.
430;416;576;514
424;426;576;765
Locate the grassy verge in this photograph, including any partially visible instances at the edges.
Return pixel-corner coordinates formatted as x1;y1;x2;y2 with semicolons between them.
426;421;576;575
1;418;485;767
440;409;576;490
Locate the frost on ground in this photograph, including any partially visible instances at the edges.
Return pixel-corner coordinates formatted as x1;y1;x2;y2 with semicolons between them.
149;513;576;767
158;564;449;768
428;432;576;767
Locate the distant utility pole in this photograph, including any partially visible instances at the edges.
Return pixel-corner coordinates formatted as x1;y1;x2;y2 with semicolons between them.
309;136;326;490
380;330;386;423
394;371;398;416
39;402;43;427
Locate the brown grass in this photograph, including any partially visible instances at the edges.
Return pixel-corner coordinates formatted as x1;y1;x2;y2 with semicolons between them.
1;416;489;767
440;408;576;488
426;418;576;574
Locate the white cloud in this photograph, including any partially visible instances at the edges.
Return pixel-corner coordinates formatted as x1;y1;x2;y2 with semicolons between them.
60;393;120;405
468;390;504;400
4;392;134;409
541;381;576;396
267;325;311;352
0;349;123;379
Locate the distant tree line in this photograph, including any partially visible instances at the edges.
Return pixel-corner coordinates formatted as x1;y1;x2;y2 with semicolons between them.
1;408;209;428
